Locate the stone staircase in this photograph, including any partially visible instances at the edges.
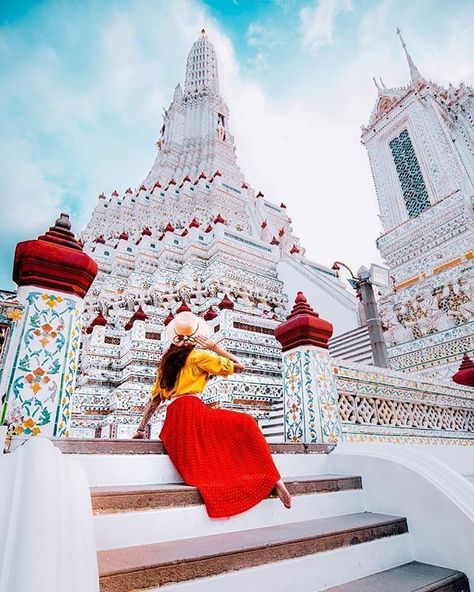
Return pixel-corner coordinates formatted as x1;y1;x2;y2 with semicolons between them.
53;439;470;592
258;400;285;442
329;325;373;365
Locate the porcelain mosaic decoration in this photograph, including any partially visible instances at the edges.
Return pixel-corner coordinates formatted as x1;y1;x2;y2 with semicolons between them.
4;291;82;437
282;348;343;444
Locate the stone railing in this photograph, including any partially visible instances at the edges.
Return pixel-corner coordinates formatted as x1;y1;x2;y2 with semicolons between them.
276;292;474;447
334;362;474;445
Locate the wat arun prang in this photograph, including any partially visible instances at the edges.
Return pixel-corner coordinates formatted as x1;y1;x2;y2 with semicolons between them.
72;31;358;439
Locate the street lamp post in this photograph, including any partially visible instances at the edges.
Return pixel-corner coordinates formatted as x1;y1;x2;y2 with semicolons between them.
332;261;390;369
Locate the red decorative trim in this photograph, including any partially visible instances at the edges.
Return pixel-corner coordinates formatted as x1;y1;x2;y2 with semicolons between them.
218;294;234;310
204;306;218;321
452;354;474;387
125;305;149;331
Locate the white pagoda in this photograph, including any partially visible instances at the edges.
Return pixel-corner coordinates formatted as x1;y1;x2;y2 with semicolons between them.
72;31;359;439
362;30;474;381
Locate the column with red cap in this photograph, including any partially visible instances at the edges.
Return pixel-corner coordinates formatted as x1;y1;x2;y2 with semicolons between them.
274;292;343;444
2;214;98;438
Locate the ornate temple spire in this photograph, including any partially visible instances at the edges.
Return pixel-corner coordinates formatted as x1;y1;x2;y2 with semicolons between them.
396;27;423;84
184;28;219;97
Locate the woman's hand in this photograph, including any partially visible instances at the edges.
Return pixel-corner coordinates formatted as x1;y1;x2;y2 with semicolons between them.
193;335;217;351
132;430;146;439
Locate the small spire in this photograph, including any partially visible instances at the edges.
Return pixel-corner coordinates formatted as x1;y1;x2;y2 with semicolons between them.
200;28;206;38
373;77;382;92
396;27;423;83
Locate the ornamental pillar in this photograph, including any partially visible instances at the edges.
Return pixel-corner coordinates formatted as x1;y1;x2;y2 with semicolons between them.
274;292;342;444
2;214;98;437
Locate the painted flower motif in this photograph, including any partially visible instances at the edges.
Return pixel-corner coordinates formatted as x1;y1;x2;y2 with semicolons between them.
7;308;23;322
24;367;50;394
33;323;59;348
41;294;64;308
15;417;41;436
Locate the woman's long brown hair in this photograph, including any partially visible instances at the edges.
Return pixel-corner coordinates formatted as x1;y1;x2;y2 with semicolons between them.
158;343;195;391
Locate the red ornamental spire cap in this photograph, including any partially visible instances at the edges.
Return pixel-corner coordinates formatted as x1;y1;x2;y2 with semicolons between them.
95;235;106;244
218;294;234;310
199;172;206;179
261;220;267;229
169;178;177;185
125;305;149;331
270;236;280;246
98;192;106;199
181;228;189;237
119;231;129;241
141;227;152;236
189;218;200;228
164;222;175;233
214;213;225;224
139;184;147;192
176;301;191;314
256;191;264;198
274;292;333;352
112;190;119;197
241;182;249;189
279;227;285;237
452;353;474;387
290;244;300;254
86;310;107;334
13;213;98;299
280;202;287;208
183;175;191;183
213;170;222;177
125;187;133;194
163;311;174;326
204;306;218;321
205;224;213;233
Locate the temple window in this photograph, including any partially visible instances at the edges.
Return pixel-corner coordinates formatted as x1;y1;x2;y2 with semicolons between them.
389;129;430;218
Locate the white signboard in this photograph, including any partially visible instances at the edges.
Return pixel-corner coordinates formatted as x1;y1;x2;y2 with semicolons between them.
369;263;390;287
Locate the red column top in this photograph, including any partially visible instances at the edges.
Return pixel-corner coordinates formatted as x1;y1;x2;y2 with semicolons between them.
13;213;98;298
274;292;333;352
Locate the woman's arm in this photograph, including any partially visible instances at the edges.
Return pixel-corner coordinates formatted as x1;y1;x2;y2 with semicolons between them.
193;336;246;372
132;397;162;439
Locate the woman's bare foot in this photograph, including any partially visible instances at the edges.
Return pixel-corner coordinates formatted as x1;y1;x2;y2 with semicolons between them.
275;479;292;509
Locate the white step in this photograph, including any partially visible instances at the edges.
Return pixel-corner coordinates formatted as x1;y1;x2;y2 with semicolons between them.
147;534;412;592
94;488;365;550
72;453;331;486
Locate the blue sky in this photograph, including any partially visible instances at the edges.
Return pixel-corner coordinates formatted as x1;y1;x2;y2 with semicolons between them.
1;0;473;291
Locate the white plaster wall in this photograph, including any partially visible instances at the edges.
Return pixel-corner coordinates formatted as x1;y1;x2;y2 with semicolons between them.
277;259;359;336
402;444;474;477
329;442;474;583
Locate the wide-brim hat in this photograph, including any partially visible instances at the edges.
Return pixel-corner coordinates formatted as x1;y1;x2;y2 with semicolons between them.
165;311;209;344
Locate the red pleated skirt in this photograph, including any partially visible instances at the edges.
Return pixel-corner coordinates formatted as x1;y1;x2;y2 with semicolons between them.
159;396;281;518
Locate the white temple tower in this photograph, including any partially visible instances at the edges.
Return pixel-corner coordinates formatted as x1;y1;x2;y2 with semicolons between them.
361;30;474;380
72;32;359;438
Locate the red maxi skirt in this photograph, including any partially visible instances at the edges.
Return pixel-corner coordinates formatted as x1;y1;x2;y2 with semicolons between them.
159;396;281;518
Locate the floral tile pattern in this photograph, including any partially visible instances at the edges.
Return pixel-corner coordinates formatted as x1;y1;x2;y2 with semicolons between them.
4;291;82;437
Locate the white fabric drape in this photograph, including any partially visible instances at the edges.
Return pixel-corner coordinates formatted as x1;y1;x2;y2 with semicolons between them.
0;437;99;592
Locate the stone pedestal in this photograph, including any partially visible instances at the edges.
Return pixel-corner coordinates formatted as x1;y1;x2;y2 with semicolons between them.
2;214;97;437
275;292;343;444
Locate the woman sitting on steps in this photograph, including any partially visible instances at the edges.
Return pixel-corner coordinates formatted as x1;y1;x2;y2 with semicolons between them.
132;310;292;517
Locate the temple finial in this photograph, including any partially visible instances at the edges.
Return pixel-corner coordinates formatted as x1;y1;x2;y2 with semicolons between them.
396;27;423;83
200;28;206;38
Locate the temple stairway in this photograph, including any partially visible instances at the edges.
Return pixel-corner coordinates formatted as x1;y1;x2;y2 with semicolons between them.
53;439;470;592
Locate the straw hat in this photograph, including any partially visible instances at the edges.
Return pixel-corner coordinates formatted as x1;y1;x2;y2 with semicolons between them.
165;311;209;344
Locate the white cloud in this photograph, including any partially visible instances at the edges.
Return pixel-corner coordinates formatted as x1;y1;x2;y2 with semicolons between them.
1;0;473;295
300;0;353;50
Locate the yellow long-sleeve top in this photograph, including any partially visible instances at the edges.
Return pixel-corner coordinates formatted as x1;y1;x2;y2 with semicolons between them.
150;348;235;400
